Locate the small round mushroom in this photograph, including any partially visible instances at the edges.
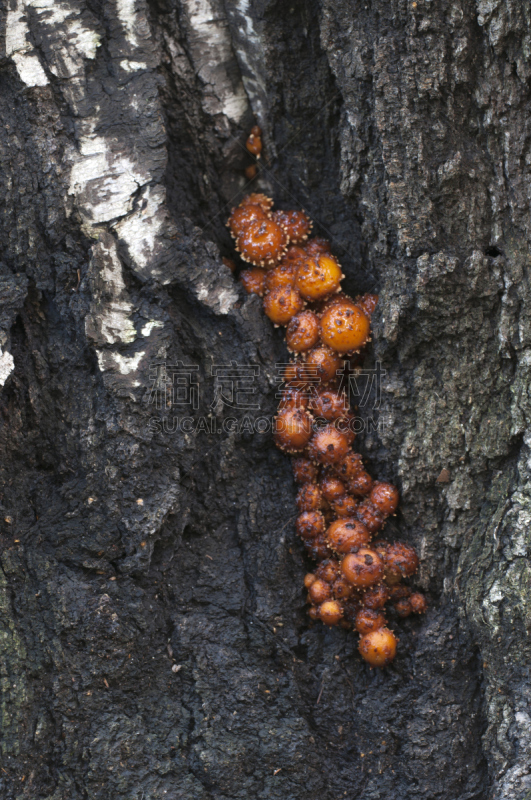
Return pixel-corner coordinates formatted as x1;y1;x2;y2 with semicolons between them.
273;408;313;453
264;286;305;325
341;547;385;589
326;519;370;554
320;303;371;354
358;627;397;668
308;425;349;465
319;600;344;626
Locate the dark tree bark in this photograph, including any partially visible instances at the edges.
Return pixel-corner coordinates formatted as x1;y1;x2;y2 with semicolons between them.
0;0;529;798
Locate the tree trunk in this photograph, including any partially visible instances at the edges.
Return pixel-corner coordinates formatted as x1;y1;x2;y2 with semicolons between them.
0;1;529;798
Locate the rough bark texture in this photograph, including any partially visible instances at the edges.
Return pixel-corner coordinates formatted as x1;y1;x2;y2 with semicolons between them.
0;0;530;798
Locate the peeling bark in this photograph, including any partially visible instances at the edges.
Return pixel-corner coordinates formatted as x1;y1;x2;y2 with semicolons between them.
0;1;530;798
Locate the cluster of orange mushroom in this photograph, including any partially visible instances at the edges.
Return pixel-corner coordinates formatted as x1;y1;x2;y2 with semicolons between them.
226;189;427;668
